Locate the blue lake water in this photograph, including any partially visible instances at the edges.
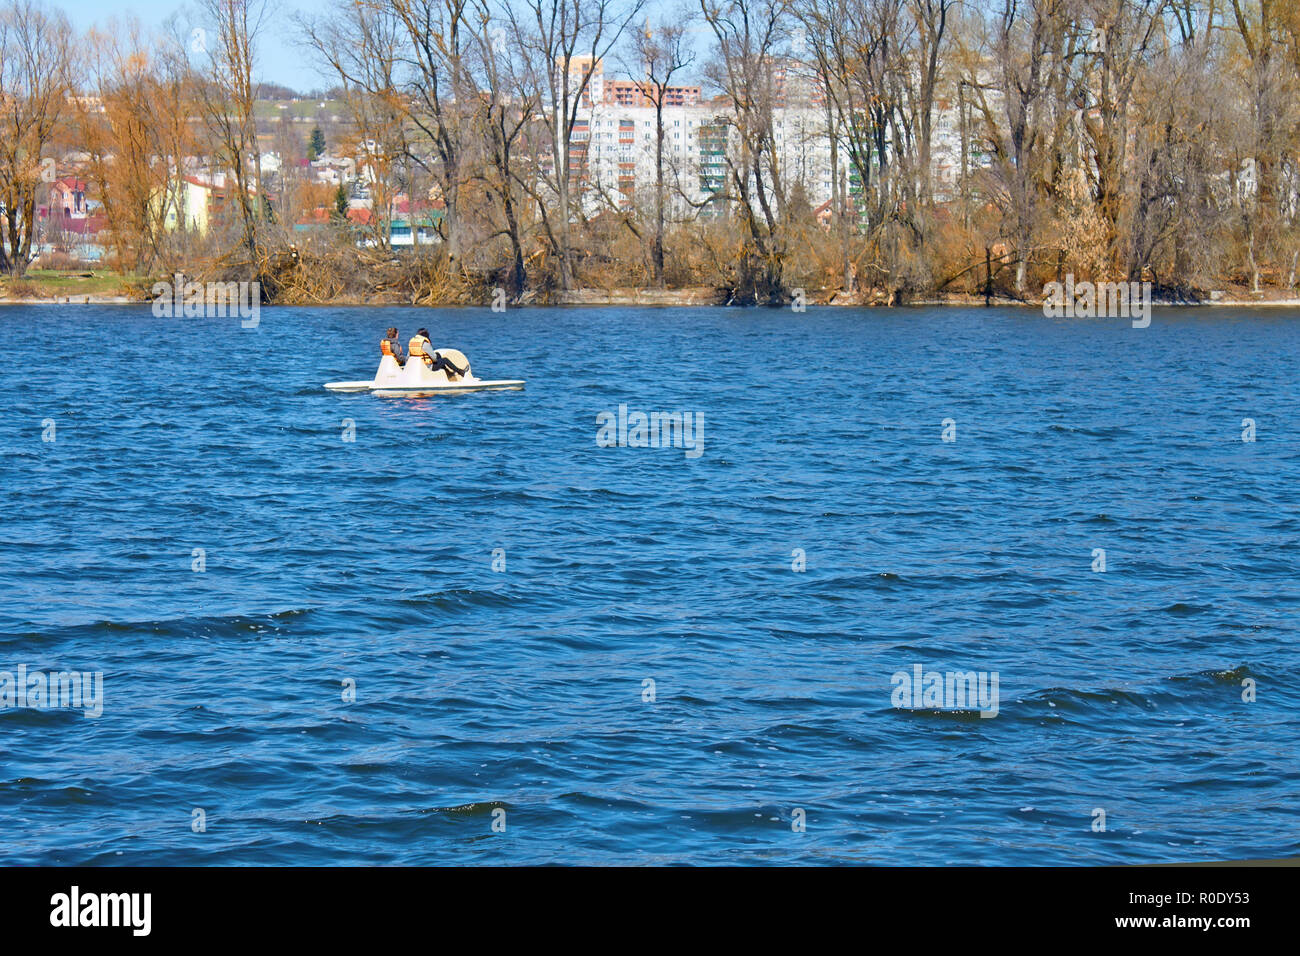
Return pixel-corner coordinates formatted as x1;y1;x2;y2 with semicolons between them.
1;303;1297;865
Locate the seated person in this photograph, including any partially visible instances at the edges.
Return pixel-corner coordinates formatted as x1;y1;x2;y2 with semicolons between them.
381;327;406;365
409;328;467;379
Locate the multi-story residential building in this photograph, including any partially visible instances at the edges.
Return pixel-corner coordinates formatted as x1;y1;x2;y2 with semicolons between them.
603;79;702;108
553;53;999;229
566;95;838;220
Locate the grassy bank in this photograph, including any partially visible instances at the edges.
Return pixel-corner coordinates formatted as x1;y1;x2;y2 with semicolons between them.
0;269;150;303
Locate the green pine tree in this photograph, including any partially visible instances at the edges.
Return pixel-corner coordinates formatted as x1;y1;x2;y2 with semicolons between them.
332;183;349;223
308;127;326;161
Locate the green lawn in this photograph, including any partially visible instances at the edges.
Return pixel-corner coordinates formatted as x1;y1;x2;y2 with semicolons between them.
0;270;148;299
255;99;347;123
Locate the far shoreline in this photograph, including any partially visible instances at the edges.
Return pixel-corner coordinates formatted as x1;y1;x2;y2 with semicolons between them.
4;288;1300;309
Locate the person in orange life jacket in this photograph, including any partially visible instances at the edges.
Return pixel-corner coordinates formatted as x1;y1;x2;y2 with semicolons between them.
380;327;405;365
408;327;467;379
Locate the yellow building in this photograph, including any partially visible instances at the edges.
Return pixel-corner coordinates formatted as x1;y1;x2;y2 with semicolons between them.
152;177;222;235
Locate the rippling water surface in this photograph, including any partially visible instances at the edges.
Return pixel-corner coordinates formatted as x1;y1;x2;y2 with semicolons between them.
1;304;1297;865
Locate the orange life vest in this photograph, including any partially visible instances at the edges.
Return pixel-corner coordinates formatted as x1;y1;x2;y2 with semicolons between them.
409;335;431;363
380;338;395;356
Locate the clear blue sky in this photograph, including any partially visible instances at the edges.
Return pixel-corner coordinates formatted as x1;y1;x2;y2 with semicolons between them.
59;0;329;93
57;0;714;94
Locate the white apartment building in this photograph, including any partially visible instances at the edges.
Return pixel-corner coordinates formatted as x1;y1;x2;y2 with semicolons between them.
555;56;994;224
568;100;841;217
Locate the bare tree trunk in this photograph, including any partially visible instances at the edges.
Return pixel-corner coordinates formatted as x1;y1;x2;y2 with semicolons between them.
201;0;267;269
0;0;72;276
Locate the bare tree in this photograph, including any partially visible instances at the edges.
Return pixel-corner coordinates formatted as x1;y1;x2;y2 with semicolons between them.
908;0;954;209
300;0;409;250
385;0;479;263
468;0;535;295
1075;0;1169;278
197;0;269;267
630;10;695;286
1225;0;1300;290
0;0;72;275
505;0;646;290
700;0;793;302
80;19;203;273
974;0;1072;293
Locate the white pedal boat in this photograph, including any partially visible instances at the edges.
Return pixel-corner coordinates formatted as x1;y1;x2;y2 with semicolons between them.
324;349;524;396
